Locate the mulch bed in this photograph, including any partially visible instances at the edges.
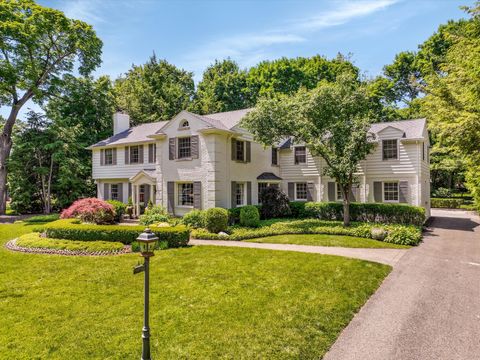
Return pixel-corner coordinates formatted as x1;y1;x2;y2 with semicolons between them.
5;239;132;257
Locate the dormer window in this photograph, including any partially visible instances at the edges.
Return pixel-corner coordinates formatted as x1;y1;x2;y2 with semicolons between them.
180;120;190;129
382;139;398;160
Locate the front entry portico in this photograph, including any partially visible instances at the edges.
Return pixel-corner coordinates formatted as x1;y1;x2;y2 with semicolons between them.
130;170;157;218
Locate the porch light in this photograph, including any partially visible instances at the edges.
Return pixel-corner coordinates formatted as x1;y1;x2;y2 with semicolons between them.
136;228;158;257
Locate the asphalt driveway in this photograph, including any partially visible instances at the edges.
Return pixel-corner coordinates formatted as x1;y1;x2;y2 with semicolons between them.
324;209;480;360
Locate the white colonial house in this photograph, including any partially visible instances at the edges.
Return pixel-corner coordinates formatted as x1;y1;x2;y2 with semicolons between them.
88;109;431;218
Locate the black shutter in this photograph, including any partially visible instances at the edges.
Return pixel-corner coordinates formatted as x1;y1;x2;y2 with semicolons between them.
169;138;176;160
288;182;295;200
124;147;129;164
247;182;252;205
144;185;150;205
328;182;336;201
246;141;251;163
100;149;105;166
399;181;408;203
104;183;110;201
167;182;175;214
373;181;383;202
148;144;154;163
231;138;236;161
271;147;278;165
139;145;144;163
193;181;202;209
128;183;132;200
118;183;123;203
112;148;117;165
307;182;315;201
231;181;237;208
191;135;199;159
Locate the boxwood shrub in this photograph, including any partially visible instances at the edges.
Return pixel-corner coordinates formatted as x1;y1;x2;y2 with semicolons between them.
35;219;190;248
301;202;425;226
204;208;229;233
431;198;465;209
240;205;260;228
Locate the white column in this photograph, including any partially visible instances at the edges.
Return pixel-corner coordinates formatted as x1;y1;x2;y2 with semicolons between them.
136;185;140;217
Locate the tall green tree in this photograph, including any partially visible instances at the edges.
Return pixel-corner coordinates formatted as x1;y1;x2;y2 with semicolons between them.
191;59;249;114
242;74;377;226
114;55;194;124
0;0;102;214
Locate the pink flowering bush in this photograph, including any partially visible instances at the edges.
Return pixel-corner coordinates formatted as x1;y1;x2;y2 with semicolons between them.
61;198;115;225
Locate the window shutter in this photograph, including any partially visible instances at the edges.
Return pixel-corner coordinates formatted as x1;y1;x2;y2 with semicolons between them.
100;149;105;166
399;181;408;203
288;182;295;200
148;144;154;163
231;181;237;208
103;183;110;201
139;145;144;163
373;181;383;202
112;148;117;165
350;184;360;202
246;141;251;163
124;147;130;164
167;182;175;214
328;182;336;201
231;139;236;161
191;135;199;159
307;182;315;201
118;183;123;203
169;138;176;160
271;147;278;165
193;181;202;209
144;185;150;204
128;183;132;200
247;181;252;205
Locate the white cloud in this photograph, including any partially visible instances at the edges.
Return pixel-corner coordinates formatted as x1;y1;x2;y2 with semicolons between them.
59;0;107;24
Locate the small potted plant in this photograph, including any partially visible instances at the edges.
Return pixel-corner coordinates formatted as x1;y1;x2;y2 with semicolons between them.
126;197;134;219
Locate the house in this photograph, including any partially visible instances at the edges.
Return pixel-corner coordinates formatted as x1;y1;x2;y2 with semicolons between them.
88;109;431;218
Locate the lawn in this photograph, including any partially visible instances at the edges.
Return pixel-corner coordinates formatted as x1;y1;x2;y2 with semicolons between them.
245;234;410;249
16;233;125;252
0;223;390;359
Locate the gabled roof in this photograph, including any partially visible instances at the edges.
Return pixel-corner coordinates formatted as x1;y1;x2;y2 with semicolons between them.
369;118;426;140
257;172;282;181
88;121;168;148
202;108;253;130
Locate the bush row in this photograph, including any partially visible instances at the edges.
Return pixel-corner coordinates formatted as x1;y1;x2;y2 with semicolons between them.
431;198;466;209
289;201;426;226
35;219;190;248
191;219;422;246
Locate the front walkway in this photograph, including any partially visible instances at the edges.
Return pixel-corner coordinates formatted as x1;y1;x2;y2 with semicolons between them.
324;209;480;360
189;239;408;266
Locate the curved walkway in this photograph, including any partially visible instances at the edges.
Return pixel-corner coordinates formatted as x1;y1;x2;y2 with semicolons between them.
189;239;408;266
324;209;480;360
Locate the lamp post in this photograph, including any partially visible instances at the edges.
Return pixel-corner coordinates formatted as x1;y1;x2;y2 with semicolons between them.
134;228;158;360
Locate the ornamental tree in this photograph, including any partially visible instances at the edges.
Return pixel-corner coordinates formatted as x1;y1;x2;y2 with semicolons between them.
0;0;102;214
242;74;377;226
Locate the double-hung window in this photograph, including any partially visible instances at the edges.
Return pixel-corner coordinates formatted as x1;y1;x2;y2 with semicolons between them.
111;184;119;201
178;137;191;159
384;182;399;202
295;182;308;201
178;183;194;206
104;149;114;165
235;140;245;161
294;146;306;164
336;184;343;201
382;139;398;160
130;146;140;164
235;183;245;206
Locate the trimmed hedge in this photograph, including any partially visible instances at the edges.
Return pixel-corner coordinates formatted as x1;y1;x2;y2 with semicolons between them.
204;208;229;233
35;219;190;248
293;202;426;226
228;206;261;224
191;218;422;246
431;198;465;209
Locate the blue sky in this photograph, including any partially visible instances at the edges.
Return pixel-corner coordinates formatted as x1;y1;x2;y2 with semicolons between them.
1;0;473;118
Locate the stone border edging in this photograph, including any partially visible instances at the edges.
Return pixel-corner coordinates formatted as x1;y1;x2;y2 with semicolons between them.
5;239;131;257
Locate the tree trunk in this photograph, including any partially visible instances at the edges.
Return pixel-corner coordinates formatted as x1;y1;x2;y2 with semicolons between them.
0;133;13;214
343;196;350;227
46;156;54;214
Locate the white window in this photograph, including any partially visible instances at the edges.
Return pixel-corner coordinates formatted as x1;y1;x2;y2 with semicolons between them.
177;183;194;206
111;184;119;201
295;182;308;201
235;140;245;161
382;139;398;160
258;182;280;202
294;146;306;164
178;137;191;159
336;184;343;201
384;182;399;202
104;148;114;165
130;145;140;164
235;182;245;206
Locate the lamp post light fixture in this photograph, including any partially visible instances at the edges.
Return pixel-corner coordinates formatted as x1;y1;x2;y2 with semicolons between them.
134;228;158;360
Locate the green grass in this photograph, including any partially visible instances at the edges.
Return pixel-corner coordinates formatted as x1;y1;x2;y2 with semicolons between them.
0;222;390;359
245;233;410;249
16;233;124;252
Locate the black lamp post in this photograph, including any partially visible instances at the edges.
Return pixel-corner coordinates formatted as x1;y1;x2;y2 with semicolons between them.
134;228;158;360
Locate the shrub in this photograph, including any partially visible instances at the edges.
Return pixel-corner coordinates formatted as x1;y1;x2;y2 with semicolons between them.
16;233;124;252
204;207;229;233
182;210;205;228
303;202;425;226
36;219;190;247
433;187;451;198
240;205;260;227
228;205;261;224
431;198;464;209
106;200;127;222
260;187;291;219
289;201;309;218
139;205;169;225
60;198;115;225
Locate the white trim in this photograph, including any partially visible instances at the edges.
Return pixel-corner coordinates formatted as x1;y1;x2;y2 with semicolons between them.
381;138;399;161
294;182;308;201
175;181;194;208
383;181;400;203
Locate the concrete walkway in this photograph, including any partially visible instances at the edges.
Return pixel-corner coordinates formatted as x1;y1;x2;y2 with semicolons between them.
324;209;480;360
189;239;408;266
